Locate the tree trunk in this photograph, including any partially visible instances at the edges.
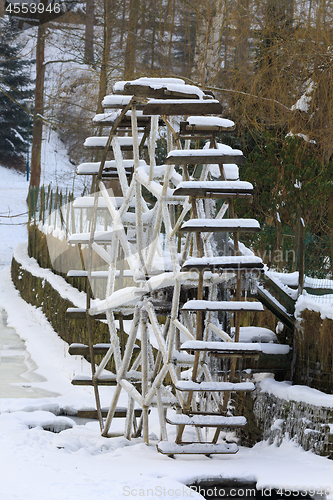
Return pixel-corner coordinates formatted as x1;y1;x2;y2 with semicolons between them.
151;13;156;71
234;0;249;70
298;216;305;296
328;192;333;276
119;0;127;50
97;0;114;113
29;25;45;190
292;206;301;272
276;212;283;270
124;0;141;80
85;0;94;64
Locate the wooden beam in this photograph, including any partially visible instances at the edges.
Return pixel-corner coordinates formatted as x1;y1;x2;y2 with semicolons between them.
143;101;222;116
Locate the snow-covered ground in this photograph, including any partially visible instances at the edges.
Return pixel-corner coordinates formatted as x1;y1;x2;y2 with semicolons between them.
1;103;333;496
1;261;333;499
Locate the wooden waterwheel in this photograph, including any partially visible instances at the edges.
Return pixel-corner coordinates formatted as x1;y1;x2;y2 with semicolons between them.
66;77;288;456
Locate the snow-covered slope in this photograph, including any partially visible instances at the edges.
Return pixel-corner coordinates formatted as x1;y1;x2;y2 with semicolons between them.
0;167;29;268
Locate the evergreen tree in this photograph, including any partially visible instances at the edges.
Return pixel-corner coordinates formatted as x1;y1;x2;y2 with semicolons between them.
0;18;33;169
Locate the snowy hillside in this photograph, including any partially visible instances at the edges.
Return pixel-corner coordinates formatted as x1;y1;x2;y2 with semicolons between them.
0;167;28;268
0;125;86;269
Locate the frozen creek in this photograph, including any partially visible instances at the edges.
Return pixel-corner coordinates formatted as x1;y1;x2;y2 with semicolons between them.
0;309;58;398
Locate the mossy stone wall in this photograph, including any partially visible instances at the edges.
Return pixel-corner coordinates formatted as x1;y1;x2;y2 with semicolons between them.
234;389;333;458
11;256;111;364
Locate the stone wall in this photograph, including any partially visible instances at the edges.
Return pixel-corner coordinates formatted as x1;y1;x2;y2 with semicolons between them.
235;386;333;458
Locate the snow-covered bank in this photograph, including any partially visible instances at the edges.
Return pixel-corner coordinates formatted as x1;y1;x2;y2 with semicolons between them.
257;376;333;408
13;241;87;310
296;294;333;321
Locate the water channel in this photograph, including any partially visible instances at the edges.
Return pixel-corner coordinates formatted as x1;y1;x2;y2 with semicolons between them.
0;308;58;398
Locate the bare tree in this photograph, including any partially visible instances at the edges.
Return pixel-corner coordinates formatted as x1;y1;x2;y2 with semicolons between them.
124;0;141;79
30;25;45;189
85;0;95;63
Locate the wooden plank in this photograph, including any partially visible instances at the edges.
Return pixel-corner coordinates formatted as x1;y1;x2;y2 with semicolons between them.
142;100;223;116
165;153;245;165
93;113;150;124
77;168;133;178
67;270;134;279
120;83;209;100
193;352;260;360
72;373;142;386
175;380;255;392
67;270;109;279
69;342;140;356
173;181;252;199
166;414;247;427
66;308;134;320
157;442;238;455
83;136;147;151
67;231;114;244
102;95;146;109
84;144;147;151
181;256;263;272
182;300;264;312
179;339;262;358
181;261;263;271
69;343;111;356
93;116;150;128
183;340;291;355
255;286;295;330
93;114;164;128
72;196;136;210
76;159;138;176
76;407;143;419
173;187;252;200
181;218;260;233
173;180;253;199
71;375;117;386
179;121;236;134
66;308;107;320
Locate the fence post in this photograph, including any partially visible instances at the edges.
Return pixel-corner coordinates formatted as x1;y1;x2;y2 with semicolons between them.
276;211;283;270
298;217;305;296
40;185;45;224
